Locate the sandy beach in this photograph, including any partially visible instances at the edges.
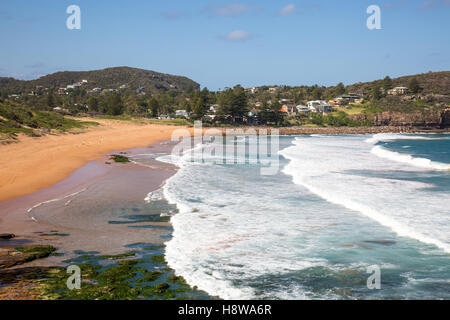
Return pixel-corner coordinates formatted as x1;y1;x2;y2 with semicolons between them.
0;119;191;203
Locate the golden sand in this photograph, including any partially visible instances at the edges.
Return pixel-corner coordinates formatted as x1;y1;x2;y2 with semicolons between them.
0;118;191;202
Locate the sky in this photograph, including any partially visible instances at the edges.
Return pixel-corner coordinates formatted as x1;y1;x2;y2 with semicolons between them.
0;0;449;90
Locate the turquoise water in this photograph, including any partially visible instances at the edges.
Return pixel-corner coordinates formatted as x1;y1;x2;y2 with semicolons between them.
152;133;450;300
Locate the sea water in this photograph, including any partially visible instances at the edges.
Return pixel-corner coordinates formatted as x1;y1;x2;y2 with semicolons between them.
153;133;450;300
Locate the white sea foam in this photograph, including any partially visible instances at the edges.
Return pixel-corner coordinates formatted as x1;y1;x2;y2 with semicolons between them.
371;145;450;171
280;135;450;253
144;188;165;203
158;138;339;299
366;133;449;144
154;134;450;300
27;188;87;219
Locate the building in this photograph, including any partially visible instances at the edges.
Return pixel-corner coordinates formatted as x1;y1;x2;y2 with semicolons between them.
248;109;260;117
388;87;409;96
209;104;219;114
280;104;297;115
307;100;333;113
333;94;363;105
56;88;67;95
175;110;188;118
296;105;310;114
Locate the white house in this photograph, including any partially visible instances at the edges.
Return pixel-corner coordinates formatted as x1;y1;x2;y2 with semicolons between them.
296;105;310;114
388;87;409;96
209;104;220;114
175;110;188;118
307;100;333;113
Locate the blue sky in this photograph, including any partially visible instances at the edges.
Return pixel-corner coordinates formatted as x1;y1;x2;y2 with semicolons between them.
0;0;449;90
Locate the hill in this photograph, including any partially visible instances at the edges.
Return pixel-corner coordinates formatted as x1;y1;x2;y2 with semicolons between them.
346;71;450;96
0;67;200;93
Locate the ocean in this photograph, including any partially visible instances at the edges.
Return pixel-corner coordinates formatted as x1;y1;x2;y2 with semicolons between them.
151;133;450;300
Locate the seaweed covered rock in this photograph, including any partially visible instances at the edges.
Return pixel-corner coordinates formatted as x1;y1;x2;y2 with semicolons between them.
0;233;15;240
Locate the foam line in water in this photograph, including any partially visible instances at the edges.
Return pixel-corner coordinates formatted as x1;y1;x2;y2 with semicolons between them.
366;133;449;144
279;139;450;254
27;188;87;214
371;145;450;171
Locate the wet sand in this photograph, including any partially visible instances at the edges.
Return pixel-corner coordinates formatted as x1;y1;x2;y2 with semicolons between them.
0;140;179;265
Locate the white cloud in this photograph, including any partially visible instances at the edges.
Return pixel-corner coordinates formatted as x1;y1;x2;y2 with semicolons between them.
161;10;188;20
420;0;450;10
278;4;296;16
216;4;253;17
9;73;25;79
221;30;252;42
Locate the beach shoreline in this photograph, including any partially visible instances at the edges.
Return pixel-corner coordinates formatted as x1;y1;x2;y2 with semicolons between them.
0;118;193;203
1;121;449;205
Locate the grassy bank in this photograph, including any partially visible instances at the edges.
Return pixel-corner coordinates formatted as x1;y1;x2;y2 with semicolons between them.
0;101;98;142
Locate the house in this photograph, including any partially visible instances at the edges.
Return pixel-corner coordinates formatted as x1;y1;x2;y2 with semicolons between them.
245;87;257;94
269;87;278;93
209;104;219;114
56;89;67;95
296;105;310;114
280;104;297;115
175;110;188;118
248;109;260;117
247;109;260;125
388;87;409;96
307;100;333;113
333;94;363;105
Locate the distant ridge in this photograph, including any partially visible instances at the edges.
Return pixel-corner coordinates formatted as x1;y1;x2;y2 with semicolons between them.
346;71;450;96
0;66;200;93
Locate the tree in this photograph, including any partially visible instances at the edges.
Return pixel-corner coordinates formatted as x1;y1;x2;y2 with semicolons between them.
149;98;160;117
192;98;205;119
382;76;393;92
47;92;55;108
335;82;345;96
88;97;99;112
408;78;421;94
106;93;124;116
259;100;283;125
371;84;383;101
216;85;249;123
311;85;323;100
136;100;148;115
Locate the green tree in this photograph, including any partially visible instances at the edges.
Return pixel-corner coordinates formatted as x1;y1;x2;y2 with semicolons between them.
192;98;205;119
47;92;55;108
335;82;345;96
382;76;393;92
88;97;99;112
106;93;124;116
408;78;421;94
149;98;160;117
371;85;383;101
259;100;283;125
